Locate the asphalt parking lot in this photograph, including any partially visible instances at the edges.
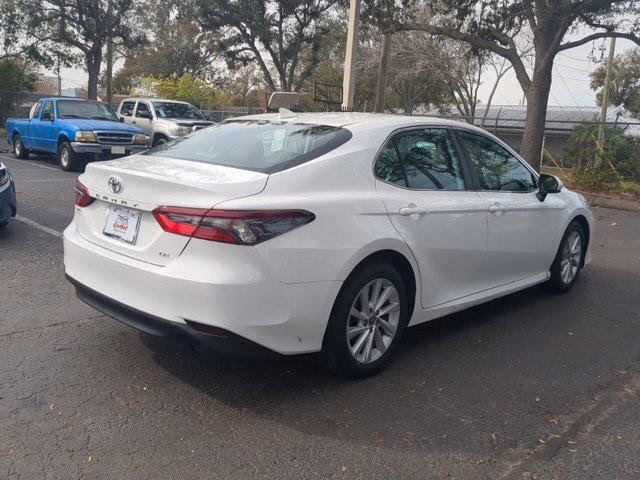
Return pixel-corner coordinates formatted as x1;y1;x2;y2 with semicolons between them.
1;151;639;480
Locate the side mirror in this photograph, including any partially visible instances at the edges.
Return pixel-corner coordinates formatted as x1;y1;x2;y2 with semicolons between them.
536;173;562;202
119;117;125;123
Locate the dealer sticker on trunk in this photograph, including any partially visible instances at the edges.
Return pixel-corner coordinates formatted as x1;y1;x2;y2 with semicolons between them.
103;206;141;244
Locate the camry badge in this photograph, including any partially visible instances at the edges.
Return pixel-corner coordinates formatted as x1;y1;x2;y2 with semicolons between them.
108;176;122;193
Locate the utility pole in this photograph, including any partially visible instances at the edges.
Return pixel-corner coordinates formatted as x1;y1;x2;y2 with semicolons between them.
106;0;114;104
597;36;616;157
341;0;361;111
374;32;391;113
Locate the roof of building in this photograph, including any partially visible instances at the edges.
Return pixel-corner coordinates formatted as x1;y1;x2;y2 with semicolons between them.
419;104;640;137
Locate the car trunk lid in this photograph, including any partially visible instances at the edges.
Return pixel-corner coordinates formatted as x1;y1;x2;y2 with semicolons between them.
75;155;268;266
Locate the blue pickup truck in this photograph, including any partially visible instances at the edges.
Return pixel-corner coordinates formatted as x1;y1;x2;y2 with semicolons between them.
5;98;149;171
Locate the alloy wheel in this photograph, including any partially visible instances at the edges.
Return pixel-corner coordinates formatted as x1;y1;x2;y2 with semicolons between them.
560;230;582;284
15;139;21;156
347;278;400;364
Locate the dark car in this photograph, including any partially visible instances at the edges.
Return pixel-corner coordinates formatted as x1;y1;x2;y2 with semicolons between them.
0;162;17;229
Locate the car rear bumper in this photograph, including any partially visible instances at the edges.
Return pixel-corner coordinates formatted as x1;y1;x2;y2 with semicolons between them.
63;221;340;354
71;143;148;154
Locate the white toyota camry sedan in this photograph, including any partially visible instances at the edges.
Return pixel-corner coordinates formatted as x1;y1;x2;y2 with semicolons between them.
64;112;594;377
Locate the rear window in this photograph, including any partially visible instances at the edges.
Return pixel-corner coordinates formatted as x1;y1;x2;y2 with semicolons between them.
143;120;353;174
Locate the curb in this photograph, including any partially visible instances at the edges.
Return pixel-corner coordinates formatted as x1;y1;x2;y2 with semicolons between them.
582;193;640;213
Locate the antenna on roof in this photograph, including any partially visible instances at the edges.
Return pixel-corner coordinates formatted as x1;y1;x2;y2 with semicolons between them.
278;108;297;119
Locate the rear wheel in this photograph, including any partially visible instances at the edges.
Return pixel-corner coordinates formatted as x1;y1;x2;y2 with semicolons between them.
321;262;409;378
13;134;29;159
548;221;585;293
57;141;85;172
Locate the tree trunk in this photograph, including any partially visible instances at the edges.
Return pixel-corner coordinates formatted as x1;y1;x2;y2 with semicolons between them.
86;47;102;100
374;32;391;113
520;62;553;172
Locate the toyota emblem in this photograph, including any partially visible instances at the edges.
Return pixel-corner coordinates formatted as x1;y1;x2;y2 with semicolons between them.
108;176;122;193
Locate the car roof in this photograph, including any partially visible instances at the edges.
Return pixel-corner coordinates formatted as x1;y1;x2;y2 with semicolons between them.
236;111;488;133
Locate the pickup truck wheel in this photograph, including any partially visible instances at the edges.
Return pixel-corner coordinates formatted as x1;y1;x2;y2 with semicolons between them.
13;134;29;159
152;136;168;147
57;141;84;172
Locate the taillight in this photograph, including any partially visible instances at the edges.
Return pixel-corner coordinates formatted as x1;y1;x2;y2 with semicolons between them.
152;207;315;245
74;181;94;207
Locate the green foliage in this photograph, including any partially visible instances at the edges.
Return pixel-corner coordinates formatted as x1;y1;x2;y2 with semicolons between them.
562;123;640;191
590;48;640;119
138;74;215;108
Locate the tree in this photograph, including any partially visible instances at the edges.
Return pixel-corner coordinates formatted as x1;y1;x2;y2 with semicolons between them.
590;48;640;118
31;0;141;99
197;0;340;92
0;58;39;125
138;73;214;107
107;0;220;92
365;0;640;171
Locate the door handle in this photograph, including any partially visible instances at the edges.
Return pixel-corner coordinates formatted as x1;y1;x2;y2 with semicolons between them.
399;205;428;217
488;203;507;215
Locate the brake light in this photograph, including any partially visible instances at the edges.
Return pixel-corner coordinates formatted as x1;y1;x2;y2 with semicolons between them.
152;207;315;245
74;181;94;207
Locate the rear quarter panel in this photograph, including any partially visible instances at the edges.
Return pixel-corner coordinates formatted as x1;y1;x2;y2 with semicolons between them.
213;130;420;287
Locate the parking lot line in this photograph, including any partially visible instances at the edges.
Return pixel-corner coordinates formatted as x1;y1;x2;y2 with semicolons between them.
14;215;63;238
0;154;60;171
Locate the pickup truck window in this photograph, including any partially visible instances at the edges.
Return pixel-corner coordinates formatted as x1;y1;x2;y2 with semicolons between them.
31;101;43;119
120;101;135;117
136;102;151;118
152;102;205;120
57;101;118;122
42;101;54;120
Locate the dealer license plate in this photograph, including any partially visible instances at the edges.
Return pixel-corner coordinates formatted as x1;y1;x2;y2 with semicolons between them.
103;206;141;244
111;146;126;154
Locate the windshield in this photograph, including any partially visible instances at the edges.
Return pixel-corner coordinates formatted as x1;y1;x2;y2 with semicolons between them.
144;120;353;174
57;101;119;121
152;102;205;120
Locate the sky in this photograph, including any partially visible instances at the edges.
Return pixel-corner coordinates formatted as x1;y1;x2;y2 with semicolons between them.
44;37;637;109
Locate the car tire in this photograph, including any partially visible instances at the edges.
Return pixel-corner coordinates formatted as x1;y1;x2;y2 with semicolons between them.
321;262;409;378
57;141;84;172
152;136;168;147
13;134;29;159
548;221;585;293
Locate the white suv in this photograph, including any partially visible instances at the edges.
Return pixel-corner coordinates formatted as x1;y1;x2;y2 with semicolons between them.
64;112;594;377
117;98;214;147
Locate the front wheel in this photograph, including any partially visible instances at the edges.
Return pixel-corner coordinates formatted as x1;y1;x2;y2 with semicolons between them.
321;262;409;378
57;141;85;172
13;134;29;159
548;221;585;293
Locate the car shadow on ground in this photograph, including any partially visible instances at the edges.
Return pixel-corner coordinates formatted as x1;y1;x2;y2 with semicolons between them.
138;281;591;457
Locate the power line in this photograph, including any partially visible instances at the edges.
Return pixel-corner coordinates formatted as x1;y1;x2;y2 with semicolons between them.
555;62;593;74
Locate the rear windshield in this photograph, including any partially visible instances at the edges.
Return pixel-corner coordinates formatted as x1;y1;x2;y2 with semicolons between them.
143;120;353;174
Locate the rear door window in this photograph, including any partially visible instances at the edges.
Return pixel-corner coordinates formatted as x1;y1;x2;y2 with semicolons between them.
120;101;135;116
135;102;151;118
145;120;353;174
374;128;467;190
